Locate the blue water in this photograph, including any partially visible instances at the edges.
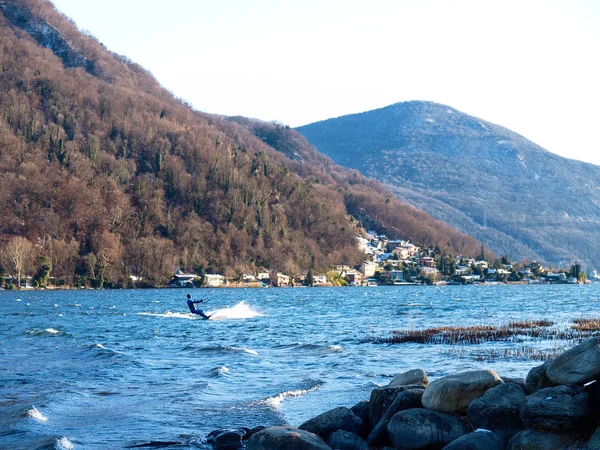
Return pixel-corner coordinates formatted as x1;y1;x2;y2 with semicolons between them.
1;285;599;449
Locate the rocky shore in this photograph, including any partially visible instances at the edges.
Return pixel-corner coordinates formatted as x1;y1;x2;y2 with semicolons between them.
206;336;600;449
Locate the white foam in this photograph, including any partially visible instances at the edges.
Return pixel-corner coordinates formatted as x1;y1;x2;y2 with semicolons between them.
214;366;230;376
326;345;344;352
56;436;74;449
137;312;196;320
208;301;264;320
230;346;258;356
45;328;60;335
259;384;321;410
26;406;48;422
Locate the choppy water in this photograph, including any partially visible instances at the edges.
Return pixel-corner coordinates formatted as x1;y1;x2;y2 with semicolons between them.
1;285;599;449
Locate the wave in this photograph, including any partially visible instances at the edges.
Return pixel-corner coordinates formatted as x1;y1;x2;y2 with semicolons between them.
184;345;258;356
25;406;48;422
87;343;119;358
279;343;344;353
255;380;323;410
26;328;62;336
208;301;264;320
210;365;231;377
55;437;74;450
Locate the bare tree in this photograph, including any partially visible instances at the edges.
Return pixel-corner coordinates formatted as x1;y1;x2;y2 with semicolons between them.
2;237;35;288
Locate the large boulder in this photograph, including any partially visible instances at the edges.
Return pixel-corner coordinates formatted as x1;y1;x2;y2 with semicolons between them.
367;388;424;447
388;408;471;449
246;426;331;450
299;406;362;439
326;430;368;450
421;370;503;413
467;382;526;442
507;429;581;450
588;426;600;449
525;363;554;394
521;385;591;430
441;430;504;450
213;429;244;449
350;400;370;438
387;369;429;388
546;337;600;385
369;385;424;428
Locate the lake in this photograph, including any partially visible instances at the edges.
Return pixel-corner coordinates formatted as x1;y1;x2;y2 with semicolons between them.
1;284;598;449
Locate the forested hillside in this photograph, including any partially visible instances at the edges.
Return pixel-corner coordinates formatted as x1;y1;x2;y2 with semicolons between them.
297;101;600;271
0;0;482;287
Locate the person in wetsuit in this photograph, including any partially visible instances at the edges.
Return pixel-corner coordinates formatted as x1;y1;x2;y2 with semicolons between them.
186;293;211;319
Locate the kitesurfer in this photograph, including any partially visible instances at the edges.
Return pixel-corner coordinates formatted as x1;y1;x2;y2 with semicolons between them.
187;293;211;319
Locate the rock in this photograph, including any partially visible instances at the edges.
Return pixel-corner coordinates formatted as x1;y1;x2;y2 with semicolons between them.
388;408;471;449
326;430;368;450
467;382;526;442
246;426;266;440
214;429;244;449
525;363;554;394
387;368;429;388
507;429;581;450
246;426;331;450
421;370;503;413
585;381;600;417
299;406;362;439
588;426;600;449
547;337;600;386
502;377;526;388
367;388;424;447
441;430;504;450
350;400;370;437
369;385;424;428
521;384;591;430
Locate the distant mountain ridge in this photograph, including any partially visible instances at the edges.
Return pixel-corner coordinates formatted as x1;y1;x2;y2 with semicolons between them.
297;101;600;270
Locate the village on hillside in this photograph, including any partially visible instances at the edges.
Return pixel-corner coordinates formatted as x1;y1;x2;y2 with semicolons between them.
170;232;596;289
1;232;596;290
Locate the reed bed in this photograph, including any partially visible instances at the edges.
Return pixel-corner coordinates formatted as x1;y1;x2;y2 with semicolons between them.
572;317;600;331
376;319;600;345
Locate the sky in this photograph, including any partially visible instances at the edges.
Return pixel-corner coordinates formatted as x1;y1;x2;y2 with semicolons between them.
51;0;600;166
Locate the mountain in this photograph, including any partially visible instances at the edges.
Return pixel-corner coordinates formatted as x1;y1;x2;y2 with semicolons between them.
296;101;600;271
0;1;482;287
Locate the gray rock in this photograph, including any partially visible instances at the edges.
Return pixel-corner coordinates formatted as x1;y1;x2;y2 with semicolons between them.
521;384;591;430
299;406;362;439
502;377;526;388
326;430;368;450
388;408;471;450
467;382;526;442
588;426;600;449
422;370;503;413
246;426;266;440
246;426;331;450
585;380;600;416
369;385;423;428
441;430;504;450
387;368;429;388
214;429;244;449
350;400;370;437
525;362;554;394
367;388;424;447
507;429;581;450
547;337;600;386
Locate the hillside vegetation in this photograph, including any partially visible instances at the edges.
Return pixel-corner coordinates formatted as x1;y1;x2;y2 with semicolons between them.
0;1;481;287
297;101;600;271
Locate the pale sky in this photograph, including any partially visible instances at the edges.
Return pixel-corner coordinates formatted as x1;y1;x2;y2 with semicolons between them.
51;0;600;166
